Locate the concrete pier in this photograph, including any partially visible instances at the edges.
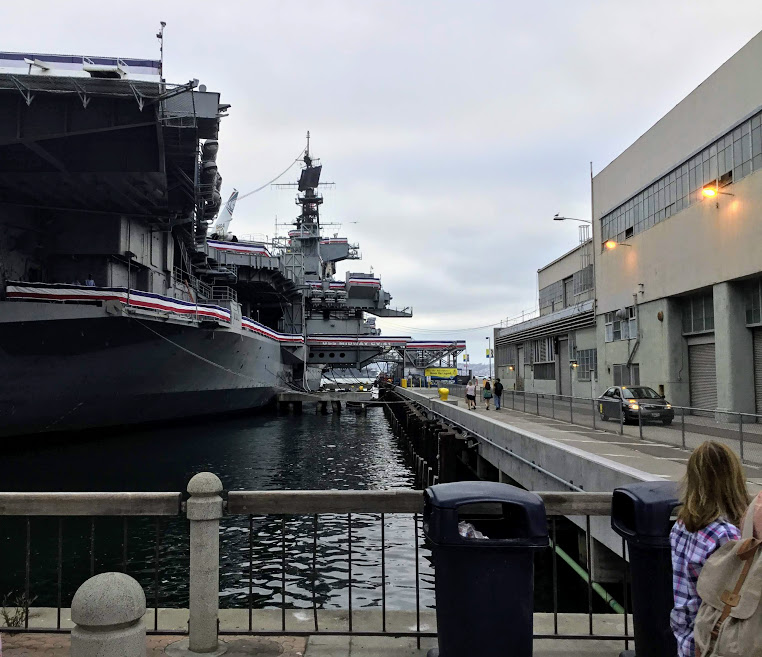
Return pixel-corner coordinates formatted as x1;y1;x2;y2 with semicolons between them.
1;609;631;656
277;391;373;414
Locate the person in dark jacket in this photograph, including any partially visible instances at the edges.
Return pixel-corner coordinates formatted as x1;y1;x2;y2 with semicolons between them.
482;380;492;410
494;378;503;410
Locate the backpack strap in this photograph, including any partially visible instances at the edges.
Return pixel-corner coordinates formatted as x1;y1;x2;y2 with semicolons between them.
707;541;761;651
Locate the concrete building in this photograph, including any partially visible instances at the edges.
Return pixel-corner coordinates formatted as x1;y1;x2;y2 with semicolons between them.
494;237;597;398
594;29;762;415
496;29;762;415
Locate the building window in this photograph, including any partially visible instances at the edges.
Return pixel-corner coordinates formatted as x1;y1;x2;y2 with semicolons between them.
682;292;714;334
605;307;636;342
539;281;564;313
533;362;555;380
746;280;762;325
531;337;555;363
577;349;597;382
600;112;762;247
572;265;594;296
563;277;574;308
613;363;640;386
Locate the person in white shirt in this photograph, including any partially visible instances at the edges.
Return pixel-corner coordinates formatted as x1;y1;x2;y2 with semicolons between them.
465;380;477;410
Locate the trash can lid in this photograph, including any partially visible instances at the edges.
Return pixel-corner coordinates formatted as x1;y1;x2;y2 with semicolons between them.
611;480;680;545
426;481;544;510
424;482;548;547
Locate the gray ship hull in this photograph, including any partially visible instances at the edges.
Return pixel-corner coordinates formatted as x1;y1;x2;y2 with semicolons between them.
0;305;288;437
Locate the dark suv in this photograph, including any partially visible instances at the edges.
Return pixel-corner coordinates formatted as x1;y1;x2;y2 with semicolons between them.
597;386;675;425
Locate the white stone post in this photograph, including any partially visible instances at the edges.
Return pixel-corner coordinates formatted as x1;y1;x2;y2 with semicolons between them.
70;572;146;657
187;472;224;654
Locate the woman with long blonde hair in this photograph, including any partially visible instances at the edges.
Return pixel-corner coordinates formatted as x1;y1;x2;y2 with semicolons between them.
670;441;750;657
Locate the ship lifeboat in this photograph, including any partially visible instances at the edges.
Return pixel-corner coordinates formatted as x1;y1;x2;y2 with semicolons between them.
202;140;219;162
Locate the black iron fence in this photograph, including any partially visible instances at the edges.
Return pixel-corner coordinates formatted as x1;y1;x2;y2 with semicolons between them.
0;487;633;649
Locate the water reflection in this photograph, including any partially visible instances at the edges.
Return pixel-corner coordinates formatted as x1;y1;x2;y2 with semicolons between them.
1;407;434;610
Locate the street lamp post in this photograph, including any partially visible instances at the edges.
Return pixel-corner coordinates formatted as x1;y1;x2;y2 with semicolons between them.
552;214;592;224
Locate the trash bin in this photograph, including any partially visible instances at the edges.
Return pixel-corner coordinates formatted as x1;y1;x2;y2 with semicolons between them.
401;378;408;388
438;387;449;401
611;481;680;657
423;481;549;657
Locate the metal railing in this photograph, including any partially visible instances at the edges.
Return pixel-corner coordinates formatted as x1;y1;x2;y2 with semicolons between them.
0;492;182;634
172;267;211;301
476;389;762;466
211;286;237;302
0;486;633;649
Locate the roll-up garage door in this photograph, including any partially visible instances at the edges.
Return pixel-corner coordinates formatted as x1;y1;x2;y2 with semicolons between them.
689;343;717;412
754;329;762;414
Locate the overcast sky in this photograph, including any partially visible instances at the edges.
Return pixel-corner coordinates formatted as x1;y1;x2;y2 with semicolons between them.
5;2;762;363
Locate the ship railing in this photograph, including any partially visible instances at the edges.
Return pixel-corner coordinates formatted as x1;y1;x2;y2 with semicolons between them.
172;267;212;301
211;286;238;303
0;484;632;650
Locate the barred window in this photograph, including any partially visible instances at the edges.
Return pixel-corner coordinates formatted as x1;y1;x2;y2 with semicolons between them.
577;349;597;382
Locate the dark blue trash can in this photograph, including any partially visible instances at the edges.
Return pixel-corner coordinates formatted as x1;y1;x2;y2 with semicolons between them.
423;481;548;657
611;481;679;657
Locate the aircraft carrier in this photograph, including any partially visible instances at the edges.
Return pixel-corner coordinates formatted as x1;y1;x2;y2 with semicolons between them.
0;50;413;437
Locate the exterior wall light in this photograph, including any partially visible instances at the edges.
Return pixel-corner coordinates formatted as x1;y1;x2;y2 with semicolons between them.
509;365;514;371
702;185;734;197
603;239;631;250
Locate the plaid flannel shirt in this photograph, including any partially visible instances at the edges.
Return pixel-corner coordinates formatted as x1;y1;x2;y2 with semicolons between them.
670;519;740;657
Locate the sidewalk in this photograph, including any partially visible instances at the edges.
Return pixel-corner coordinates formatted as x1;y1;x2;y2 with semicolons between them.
414;389;762;488
0;633;627;656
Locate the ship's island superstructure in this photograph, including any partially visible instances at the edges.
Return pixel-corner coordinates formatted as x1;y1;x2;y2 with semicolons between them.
0;51;416;437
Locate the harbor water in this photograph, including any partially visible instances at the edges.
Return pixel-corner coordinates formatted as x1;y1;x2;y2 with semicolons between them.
0;407;607;614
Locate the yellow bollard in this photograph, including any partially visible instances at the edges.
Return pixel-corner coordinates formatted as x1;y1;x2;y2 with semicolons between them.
401;379;408;388
438;387;449;401
359;385;364;391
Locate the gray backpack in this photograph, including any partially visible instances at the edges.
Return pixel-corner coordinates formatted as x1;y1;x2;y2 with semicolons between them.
694;502;762;657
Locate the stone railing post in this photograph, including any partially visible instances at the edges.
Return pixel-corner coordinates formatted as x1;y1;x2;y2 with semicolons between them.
70;572;146;657
187;472;224;654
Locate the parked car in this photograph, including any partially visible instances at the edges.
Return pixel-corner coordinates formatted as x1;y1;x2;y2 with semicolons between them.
597;385;675;425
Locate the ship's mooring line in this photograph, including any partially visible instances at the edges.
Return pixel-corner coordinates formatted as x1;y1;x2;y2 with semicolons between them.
134;319;294;393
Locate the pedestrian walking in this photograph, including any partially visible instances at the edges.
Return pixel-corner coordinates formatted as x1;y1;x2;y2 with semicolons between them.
494;378;503;410
670;441;750;657
465;379;476;410
482;379;492;410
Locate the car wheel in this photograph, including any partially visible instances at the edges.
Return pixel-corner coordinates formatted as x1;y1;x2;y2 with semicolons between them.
662;418;673;426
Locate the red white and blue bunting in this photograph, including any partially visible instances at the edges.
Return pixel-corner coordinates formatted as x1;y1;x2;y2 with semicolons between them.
347;277;381;288
207;239;271;257
5;282;232;323
241;317;304;344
